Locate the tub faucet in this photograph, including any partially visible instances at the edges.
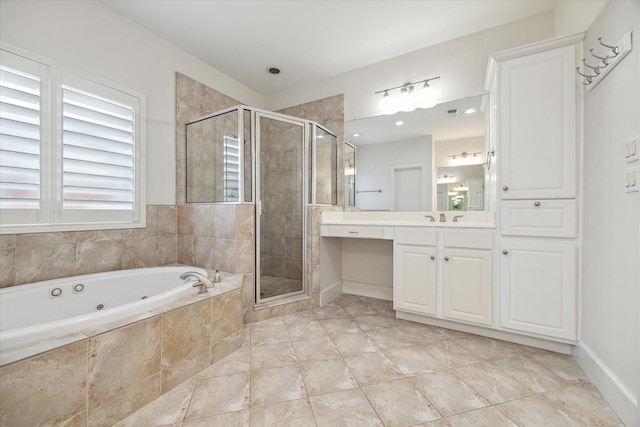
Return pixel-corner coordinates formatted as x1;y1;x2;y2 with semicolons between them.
180;271;213;294
453;215;464;222
439;212;446;222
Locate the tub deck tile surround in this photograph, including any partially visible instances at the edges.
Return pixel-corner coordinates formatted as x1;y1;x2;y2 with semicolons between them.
115;294;625;427
88;316;163;426
0;278;243;427
0;340;88;427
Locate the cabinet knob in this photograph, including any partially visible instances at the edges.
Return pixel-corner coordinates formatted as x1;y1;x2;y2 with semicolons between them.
444;256;450;261
534;201;541;207
502;185;509;191
430;255;435;260
503;250;509;255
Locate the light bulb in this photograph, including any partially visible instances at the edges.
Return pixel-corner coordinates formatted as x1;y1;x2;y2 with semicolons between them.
398;85;414;112
379;91;395;114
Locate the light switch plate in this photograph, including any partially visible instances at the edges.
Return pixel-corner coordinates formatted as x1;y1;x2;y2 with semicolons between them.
626;165;639;193
626;134;639;163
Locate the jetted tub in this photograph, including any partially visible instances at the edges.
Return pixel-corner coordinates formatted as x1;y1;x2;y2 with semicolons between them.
0;265;209;353
0;266;244;426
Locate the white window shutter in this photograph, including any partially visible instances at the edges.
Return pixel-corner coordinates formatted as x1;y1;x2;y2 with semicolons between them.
0;65;41;210
62;86;135;211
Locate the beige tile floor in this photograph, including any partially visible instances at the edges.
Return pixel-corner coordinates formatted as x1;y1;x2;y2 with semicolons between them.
115;294;625;427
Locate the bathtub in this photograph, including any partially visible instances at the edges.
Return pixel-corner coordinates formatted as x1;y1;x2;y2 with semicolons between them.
0;265;209;353
0;266;244;426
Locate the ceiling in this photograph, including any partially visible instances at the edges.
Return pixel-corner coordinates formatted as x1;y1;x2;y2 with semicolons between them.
101;0;557;96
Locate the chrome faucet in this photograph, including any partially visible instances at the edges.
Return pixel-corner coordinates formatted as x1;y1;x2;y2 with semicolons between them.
424;215;435;222
180;271;213;294
439;212;446;222
453;215;464;222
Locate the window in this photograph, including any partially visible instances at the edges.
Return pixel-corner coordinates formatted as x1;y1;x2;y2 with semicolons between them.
223;136;240;200
0;46;145;233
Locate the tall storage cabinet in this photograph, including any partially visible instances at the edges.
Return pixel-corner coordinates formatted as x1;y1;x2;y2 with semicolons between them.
486;34;583;342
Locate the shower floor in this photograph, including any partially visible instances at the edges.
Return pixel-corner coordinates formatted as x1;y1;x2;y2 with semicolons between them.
259;275;302;299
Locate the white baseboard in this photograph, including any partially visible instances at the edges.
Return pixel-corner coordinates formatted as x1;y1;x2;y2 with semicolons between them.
343;280;393;301
574;341;639;426
397;310;573;354
320;281;343;307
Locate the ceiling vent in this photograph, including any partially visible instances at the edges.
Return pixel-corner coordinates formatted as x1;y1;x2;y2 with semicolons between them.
446;108;459;117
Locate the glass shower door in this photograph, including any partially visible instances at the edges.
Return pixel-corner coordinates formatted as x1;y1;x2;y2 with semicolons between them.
255;113;307;303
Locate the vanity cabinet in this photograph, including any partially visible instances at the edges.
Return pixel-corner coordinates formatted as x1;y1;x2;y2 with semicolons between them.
442;230;493;326
443;248;492;325
394;227;494;326
499;239;577;340
394;244;438;315
393;227;438;315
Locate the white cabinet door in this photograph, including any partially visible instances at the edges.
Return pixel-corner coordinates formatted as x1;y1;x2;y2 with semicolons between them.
499;45;577;199
500;239;577;340
394;244;437;315
443;248;493;326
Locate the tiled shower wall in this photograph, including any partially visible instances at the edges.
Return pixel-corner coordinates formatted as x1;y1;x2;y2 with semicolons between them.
0;205;177;288
175;73;346;323
175;73;258;322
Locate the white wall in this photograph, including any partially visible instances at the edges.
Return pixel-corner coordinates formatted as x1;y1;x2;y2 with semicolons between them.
554;0;608;36
574;2;640;426
434;136;485;168
356;137;433;211
266;12;554;122
0;0;264;205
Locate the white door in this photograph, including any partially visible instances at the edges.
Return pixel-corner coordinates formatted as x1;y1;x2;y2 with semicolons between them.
394;244;437;315
500;239;577;340
443;248;493;325
392;166;422;211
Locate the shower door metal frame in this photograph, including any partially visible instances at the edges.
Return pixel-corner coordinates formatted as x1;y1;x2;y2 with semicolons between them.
254;110;310;305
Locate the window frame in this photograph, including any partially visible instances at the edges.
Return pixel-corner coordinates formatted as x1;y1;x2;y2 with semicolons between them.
0;43;146;234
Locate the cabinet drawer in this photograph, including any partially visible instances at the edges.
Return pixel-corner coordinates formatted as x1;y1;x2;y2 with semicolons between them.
321;224;392;239
501;199;576;238
443;230;494;250
395;227;438;246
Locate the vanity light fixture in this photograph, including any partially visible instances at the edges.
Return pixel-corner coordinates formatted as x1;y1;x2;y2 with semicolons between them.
449;151;481;160
375;76;440;114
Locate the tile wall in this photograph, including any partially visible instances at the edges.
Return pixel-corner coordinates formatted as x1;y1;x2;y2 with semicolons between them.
0;205;177;288
0;286;243;427
175;73;346;323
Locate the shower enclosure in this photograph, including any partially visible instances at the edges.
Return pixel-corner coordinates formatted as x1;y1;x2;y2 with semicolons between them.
185;106;337;304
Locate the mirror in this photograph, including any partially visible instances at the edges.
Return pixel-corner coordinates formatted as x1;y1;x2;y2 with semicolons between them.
345;95;488;211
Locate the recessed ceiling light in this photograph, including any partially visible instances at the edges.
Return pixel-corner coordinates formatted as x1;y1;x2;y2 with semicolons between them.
352;133;361;137
266;66;281;75
395;121;404;126
464;108;477;114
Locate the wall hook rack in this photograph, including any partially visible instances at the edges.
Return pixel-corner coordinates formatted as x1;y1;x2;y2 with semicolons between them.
577;31;633;89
